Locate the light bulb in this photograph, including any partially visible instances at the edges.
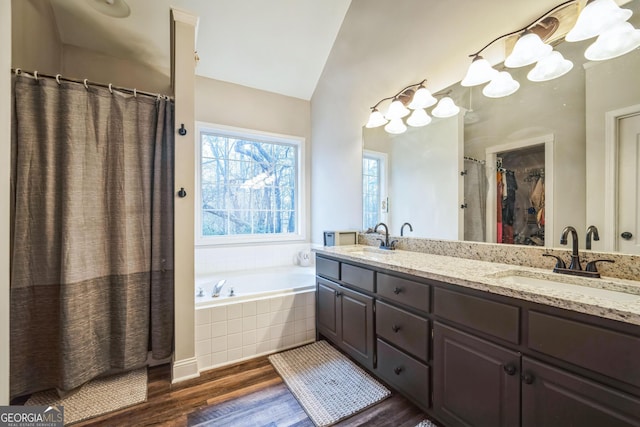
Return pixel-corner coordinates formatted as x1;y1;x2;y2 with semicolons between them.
432;97;460;118
566;0;633;42
483;71;520;98
406;109;432;127
584;21;640;61
408;86;437;109
365;108;388;128
385;99;410;120
527;51;574;82
384;118;407;134
461;56;498;87
505;32;552;68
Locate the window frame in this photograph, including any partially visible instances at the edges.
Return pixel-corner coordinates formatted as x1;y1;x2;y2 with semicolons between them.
362;149;388;230
195;122;306;246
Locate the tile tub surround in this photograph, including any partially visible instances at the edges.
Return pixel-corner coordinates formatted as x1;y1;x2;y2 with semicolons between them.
195;291;316;372
359;234;640;282
316;246;640;326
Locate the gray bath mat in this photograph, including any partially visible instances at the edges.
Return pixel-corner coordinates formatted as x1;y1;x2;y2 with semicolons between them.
269;340;391;426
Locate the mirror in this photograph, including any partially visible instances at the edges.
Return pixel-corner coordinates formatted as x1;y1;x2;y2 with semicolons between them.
363;0;640;253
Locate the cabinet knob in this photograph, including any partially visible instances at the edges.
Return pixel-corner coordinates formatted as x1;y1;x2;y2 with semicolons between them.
394;367;403;375
522;373;535;385
335;291;342;298
393;287;402;295
392;325;401;333
503;364;517;376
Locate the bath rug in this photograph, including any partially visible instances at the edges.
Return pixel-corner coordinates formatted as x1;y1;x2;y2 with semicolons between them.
25;368;147;425
269;340;391;426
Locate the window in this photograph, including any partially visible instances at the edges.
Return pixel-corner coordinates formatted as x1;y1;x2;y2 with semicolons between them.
363;150;387;230
196;124;304;244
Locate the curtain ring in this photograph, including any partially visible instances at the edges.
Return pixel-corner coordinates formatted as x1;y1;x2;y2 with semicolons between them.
15;68;21;75
55;74;62;85
83;79;89;90
157;93;161;101
108;83;113;94
133;88;137;98
34;71;38;80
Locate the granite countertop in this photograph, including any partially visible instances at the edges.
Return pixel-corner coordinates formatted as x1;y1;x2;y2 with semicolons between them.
314;245;640;326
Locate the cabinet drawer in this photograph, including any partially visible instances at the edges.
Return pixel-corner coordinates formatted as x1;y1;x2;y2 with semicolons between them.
528;311;640;389
341;263;374;292
434;287;520;344
378;273;430;313
376;339;430;409
377;301;429;362
316;256;339;280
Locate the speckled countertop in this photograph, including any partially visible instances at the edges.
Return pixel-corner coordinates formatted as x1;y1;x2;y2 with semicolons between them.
315;245;640;326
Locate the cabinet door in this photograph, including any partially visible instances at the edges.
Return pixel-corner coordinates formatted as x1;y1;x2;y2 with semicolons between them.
433;322;520;427
340;286;375;370
316;278;339;342
522;357;640;427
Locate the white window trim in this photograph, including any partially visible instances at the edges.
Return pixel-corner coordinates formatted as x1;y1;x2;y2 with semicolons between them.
195;122;306;246
363;149;389;228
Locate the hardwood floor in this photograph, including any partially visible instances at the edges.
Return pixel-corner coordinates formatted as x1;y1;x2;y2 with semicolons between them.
73;351;432;426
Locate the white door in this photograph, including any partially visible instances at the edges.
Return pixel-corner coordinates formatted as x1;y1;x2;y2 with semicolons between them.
618;113;640;254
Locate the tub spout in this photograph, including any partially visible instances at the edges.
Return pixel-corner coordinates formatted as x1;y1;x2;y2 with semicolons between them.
212;279;226;297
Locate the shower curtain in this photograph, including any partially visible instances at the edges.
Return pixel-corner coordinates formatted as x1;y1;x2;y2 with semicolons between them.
463;159;487;242
10;74;175;398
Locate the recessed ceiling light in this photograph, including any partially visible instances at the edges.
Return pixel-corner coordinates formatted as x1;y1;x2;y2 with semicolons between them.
86;0;130;18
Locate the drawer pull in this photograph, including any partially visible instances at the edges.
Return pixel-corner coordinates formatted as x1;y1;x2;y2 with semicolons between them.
394;366;403;375
335;291;342;298
392;325;401;333
503;364;517;376
522;373;535;385
393;287;402;295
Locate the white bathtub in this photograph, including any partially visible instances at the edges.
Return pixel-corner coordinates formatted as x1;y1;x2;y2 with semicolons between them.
194;265;317;372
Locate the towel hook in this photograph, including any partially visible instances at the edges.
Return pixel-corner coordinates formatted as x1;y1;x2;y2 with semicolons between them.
83;79;89;90
55;74;62;85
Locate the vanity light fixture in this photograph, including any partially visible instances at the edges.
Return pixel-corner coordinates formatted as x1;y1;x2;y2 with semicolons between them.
583;20;640;61
504;31;553;68
432;96;461;118
565;0;632;42
483;71;520;98
365;79;460;134
527;50;574;81
461;55;498;87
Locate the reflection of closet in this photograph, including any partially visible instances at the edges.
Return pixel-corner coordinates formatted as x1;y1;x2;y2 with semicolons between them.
496;145;545;246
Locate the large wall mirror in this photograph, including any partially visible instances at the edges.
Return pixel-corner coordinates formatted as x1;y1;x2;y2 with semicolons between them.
363;0;640;254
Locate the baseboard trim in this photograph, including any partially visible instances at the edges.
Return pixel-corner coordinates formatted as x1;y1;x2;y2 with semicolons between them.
172;357;200;383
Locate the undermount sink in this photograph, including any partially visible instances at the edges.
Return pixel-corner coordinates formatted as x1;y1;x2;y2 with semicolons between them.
342;246;396;255
491;270;640;303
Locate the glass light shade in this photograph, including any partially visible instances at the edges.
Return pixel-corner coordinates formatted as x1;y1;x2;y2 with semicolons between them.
584;21;640;61
385;99;410;120
527;51;574;82
432;97;461;118
408;86;437;109
406;109;432;127
461;56;498;87
566;0;632;42
504;33;552;68
384;118;407;134
482;71;520;98
365;108;388;128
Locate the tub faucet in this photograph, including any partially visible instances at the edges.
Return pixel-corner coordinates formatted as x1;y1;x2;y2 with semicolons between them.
560;226;581;271
586;225;600;250
212;279;226;298
400;222;413;237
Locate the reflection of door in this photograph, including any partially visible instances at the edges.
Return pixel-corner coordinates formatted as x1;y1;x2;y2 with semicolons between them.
618;113;640;254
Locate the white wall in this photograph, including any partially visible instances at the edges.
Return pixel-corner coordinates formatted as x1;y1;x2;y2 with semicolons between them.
194;77;312;275
1;0;12;407
11;0;62;73
310;0;562;245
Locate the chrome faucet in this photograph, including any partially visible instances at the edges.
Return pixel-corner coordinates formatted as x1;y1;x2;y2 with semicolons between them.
586;225;600;250
560;226;581;271
400;222;413;237
212;279;226;298
374;222;396;249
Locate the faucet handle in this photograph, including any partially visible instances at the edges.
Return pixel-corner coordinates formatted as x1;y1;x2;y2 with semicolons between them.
585;259;615;273
542;254;566;269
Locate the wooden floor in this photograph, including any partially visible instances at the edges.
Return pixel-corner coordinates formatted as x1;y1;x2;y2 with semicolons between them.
73;352;431;427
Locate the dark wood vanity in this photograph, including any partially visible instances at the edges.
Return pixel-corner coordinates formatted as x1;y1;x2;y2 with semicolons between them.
316;253;640;427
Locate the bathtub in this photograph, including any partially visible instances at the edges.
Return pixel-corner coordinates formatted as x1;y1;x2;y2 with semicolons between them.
194;266;317;372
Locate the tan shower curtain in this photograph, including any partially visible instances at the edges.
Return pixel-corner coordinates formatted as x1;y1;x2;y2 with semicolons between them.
10;74;174;398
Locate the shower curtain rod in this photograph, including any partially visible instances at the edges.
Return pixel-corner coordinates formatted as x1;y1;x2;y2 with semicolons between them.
463;156;485;164
12;68;174;100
